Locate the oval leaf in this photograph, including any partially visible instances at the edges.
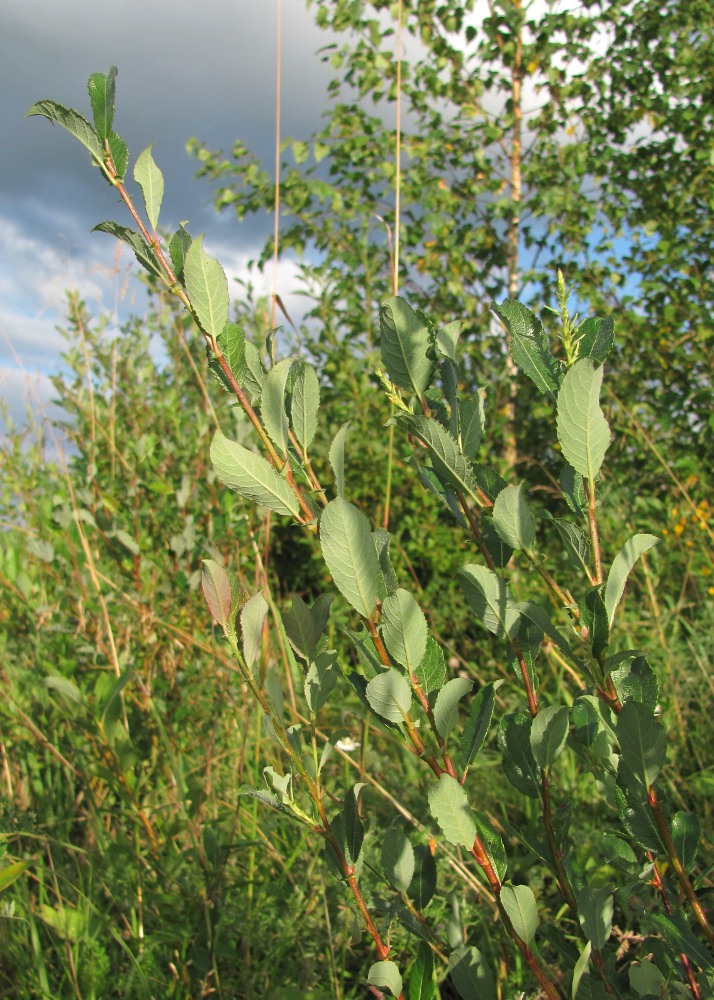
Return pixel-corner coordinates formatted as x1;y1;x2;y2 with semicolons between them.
289;362;320;451
241;592;268;669
530;705;570;769
458;564;520;638
26;100;104;165
201;559;233;632
492;483;536;553
134;144;164;231
87;67;117;140
616;701;667;787
328;422;351;497
557;359;611;480
184;236;229;341
381;588;428;673
433;677;473;740
460;681;502;768
261;357;294;455
366;669;412;724
210;431;301;519
604;533;659;627
320;498;379;618
494;298;562;400
380;295;434;398
428;774;476;847
368;960;403;998
382;824;415;893
500;884;539;947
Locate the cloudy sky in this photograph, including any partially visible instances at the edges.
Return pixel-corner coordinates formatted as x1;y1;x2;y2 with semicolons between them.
1;0;338;429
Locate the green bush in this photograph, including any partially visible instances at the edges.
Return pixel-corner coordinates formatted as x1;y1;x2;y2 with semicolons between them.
3;61;712;1000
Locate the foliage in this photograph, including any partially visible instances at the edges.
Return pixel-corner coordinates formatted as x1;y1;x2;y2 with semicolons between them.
11;63;714;1000
189;0;713;505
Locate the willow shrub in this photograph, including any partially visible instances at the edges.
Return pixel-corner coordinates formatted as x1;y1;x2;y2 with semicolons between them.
21;68;714;1000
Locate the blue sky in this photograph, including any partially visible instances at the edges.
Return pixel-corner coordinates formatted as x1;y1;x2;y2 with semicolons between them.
1;0;336;429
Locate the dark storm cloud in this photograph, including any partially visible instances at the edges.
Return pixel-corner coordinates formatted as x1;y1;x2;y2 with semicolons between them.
0;0;336;427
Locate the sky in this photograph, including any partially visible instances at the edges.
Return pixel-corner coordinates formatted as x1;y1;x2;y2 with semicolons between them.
0;0;337;431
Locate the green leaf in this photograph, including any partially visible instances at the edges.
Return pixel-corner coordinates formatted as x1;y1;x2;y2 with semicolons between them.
368;961;403;998
320;498;379;618
311;593;333;640
0;860;29;894
497;711;540;798
492;483;536;552
515;602;575;661
494;298;562;400
433;678;473;739
305;651;340;714
604;534;659;627
473;811;507;883
45;676;83;705
381;588;428;673
261;357;294;455
201;559;233;633
615;761;664;852
133;144;164;231
556;359;611;480
577;316;615;365
184;236;229;340
282;593;317;662
403;415;477;499
530;705;570;769
616;701;667;787
87;67;117;139
210;431;302;519
458;394;485;460
373;528;399;599
414;637;446;698
448;945;497;1000
576;886;613;949
329;422;351;497
428;774;476;847
436;320;461;361
628;960;664;998
241;592;268;669
292;140;310;164
366;669;412;724
408;845;437;910
107;131;128;180
671;811;701;872
289;362;320;451
550;516;591;575
500;883;539;947
572;942;592;1000
408;942;435;1000
582;586;609;658
169;224;192;283
92;221;162;277
382;823;415;893
331;783;365;872
238;785;282;811
380;296;434;399
458;564;520;638
214;322;246;389
26;100;104;166
243;340;267;403
600;834;639;874
264;666;284;719
648;912;714;972
560;465;586;516
609;654;659;712
460;681;502;768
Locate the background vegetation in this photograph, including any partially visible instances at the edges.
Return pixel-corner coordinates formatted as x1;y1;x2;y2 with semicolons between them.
1;1;712;997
